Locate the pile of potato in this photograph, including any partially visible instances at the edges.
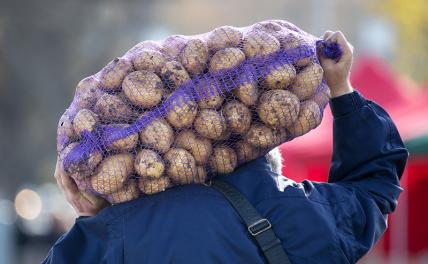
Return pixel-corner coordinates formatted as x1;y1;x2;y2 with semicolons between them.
57;20;330;204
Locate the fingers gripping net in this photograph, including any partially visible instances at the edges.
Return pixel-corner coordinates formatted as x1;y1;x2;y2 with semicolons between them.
56;20;341;204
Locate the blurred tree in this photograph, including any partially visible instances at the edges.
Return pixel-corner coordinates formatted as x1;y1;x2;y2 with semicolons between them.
368;0;428;84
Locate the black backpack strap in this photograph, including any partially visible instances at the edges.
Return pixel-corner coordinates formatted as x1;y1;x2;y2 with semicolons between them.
211;180;292;264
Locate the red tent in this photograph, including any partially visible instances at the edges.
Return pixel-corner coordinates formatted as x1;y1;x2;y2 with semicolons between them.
279;56;428;258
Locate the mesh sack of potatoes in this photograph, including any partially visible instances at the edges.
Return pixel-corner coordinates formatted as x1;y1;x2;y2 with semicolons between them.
56;19;342;204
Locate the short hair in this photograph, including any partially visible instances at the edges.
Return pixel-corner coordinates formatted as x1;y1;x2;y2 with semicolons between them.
265;147;282;174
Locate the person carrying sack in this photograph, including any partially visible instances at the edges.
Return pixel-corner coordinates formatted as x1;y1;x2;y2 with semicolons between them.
44;31;408;264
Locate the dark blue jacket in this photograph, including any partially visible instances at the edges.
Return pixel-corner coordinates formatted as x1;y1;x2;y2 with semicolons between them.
43;91;408;264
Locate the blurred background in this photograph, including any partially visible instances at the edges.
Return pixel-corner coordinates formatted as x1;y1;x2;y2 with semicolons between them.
0;0;427;263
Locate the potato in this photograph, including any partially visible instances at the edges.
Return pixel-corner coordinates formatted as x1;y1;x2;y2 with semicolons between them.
91;153;134;195
60;142;103;178
134;149;165;178
98;57;133;90
138;40;162;50
195;166;208;183
312;83;331;108
290;63;323;100
213;129;231;141
139;118;174;153
254;21;283;35
270;19;300;32
161;35;188;59
175;130;212;165
166;97;198;129
73;109;99;136
264;64;296;89
108;179;139;204
243;31;280;58
179;39;208;75
125;41;162;59
233;82;258;106
209;145;237;174
209;48;245;72
133;49;166;73
161;61;191;90
194;109;227;139
74;76;102;110
235;141;262;165
244;124;279;149
122;70;164;108
281;33;313;67
222;101;252;134
139;177;171;195
206;26;243;52
196;81;224;109
94;93;133;122
108;124;139;151
57;112;75;152
257;90;300;128
164;148;196;184
287;100;322;137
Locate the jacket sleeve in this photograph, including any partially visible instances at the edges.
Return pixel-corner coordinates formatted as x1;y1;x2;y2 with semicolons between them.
312;91;408;262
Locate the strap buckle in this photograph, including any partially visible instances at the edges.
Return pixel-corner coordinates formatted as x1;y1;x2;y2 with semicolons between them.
248;218;272;236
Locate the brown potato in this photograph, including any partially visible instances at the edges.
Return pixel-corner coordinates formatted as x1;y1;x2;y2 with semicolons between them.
139;177;171;195
206;26;243;51
60;142;103;179
235;141;262;165
94;93;134;122
98;58;133;90
222;101;252;134
312;83;331;108
139;118;174;153
166;97;198;129
243;31;280;58
195;166;208;183
287;100;322;137
209;48;245;72
73;109;98;136
175;130;212;165
133;49;166;73
196;81;224;109
161;35;188;59
209;145;237;174
108;179;139;204
233;82;258;106
194;109;227;139
134;149;165;178
74;76;102;110
257;90;300;128
244;124;279;149
108;124;139;151
161;61;191;90
164;148;196;184
253;21;283;35
179;39;208;75
264;64;296;89
281;33;313;67
174;129;196;150
122;71;164;108
57;111;76;152
125;41;162;60
270;19;300;32
213;129;232;141
91;153;134;195
290;63;323;100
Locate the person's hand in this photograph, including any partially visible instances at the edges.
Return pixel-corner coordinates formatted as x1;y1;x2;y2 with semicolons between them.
54;157;109;216
318;31;354;98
